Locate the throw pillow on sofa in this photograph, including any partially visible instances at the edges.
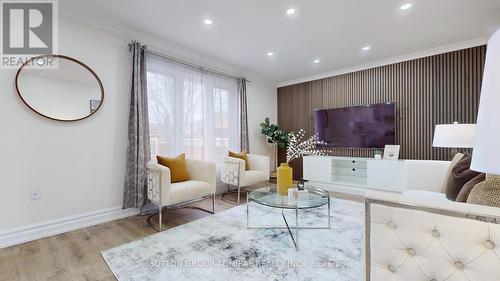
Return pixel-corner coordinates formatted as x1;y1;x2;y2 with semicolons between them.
467;175;500;207
440;153;464;193
456;173;486;202
445;155;481;201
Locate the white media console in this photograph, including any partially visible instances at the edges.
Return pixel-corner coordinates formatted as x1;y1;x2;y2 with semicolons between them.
303;156;450;195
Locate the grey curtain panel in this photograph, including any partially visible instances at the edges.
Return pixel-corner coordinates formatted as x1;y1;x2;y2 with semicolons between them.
123;42;151;209
238;77;250;152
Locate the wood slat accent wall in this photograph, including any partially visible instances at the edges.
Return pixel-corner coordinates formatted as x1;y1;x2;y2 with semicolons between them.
278;46;486;179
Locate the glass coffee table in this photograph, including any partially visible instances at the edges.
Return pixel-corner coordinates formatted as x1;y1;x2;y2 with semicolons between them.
246;186;331;250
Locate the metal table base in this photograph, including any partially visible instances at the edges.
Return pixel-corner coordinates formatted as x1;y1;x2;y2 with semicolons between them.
246;194;331;251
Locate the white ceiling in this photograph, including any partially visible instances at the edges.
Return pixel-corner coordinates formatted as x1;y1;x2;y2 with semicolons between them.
60;0;500;85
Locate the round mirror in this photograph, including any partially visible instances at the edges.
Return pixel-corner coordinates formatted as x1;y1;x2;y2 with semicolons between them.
15;55;104;122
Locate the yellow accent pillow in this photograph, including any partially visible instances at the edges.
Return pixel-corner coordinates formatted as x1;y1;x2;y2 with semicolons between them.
229;151;249;170
156;153;190;183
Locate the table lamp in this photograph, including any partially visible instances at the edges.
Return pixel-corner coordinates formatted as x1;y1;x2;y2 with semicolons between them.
470;27;500;206
433;122;476;155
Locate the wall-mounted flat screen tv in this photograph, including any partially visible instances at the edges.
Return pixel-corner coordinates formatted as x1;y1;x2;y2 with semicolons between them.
314;102;396;148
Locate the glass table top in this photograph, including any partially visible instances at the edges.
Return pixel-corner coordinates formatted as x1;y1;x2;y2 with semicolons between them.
248;186;329;209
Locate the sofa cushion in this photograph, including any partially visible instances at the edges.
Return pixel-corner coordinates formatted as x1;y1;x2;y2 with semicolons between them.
240;170;268;187
157;153;190;183
167;180;212;205
445;155;481;201
456;173;486;202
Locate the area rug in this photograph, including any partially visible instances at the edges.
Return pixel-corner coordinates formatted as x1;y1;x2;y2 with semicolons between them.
102;198;364;281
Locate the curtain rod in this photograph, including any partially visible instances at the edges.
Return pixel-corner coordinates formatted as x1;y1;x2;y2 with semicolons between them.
128;42;250;82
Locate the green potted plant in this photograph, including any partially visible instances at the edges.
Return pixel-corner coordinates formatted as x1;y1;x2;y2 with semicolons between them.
260;117;292;149
260;117;292;171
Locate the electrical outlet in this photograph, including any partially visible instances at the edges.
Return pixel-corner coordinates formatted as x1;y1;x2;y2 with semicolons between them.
30;189;41;201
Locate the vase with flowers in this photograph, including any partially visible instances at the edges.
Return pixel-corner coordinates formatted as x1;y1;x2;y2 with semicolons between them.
277;129;329;195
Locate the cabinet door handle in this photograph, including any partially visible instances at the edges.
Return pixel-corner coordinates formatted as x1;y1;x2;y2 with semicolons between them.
352;168;356;171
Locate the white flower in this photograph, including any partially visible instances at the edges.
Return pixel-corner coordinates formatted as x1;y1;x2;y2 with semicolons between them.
286;129;329;163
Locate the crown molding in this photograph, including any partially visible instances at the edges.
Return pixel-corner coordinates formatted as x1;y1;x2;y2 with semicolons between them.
276;38;488;88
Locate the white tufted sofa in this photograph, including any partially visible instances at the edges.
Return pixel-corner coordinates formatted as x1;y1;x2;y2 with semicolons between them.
366;180;500;281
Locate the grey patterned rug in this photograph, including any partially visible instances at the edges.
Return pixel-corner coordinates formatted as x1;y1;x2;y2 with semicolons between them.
102;198;364;281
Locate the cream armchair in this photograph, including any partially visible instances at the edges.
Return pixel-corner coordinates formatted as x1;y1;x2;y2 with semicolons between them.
221;153;270;204
147;159;216;231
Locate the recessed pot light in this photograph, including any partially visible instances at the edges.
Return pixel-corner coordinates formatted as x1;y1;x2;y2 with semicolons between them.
362;46;371;51
400;3;412;10
313;59;320;64
203;19;213;25
267;52;275;56
286;8;296;15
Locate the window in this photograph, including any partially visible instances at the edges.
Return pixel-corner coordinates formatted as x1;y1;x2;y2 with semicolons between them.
146;54;240;163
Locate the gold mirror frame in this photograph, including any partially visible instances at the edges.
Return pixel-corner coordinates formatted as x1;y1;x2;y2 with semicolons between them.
15;54;105;122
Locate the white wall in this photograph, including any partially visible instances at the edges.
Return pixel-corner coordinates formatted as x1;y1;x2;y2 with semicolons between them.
0;18;276;236
247;81;277;169
0;18;130;233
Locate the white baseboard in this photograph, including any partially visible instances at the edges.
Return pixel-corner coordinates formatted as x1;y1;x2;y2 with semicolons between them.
0;207;140;250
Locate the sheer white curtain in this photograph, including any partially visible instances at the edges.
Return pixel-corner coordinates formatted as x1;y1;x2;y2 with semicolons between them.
146;53;240;166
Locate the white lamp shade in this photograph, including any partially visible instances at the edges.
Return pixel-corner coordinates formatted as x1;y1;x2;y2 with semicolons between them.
432;123;476;148
470;28;500;174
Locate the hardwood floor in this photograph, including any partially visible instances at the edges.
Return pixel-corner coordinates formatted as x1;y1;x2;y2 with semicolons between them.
0;195;235;281
0;192;363;281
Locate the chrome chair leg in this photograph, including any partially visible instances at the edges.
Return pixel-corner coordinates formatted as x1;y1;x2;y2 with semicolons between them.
158;205;162;232
221;185;243;205
147;195;215;232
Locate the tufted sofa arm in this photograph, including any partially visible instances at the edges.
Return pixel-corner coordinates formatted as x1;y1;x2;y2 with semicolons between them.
367;190;500;217
365;190;500;281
